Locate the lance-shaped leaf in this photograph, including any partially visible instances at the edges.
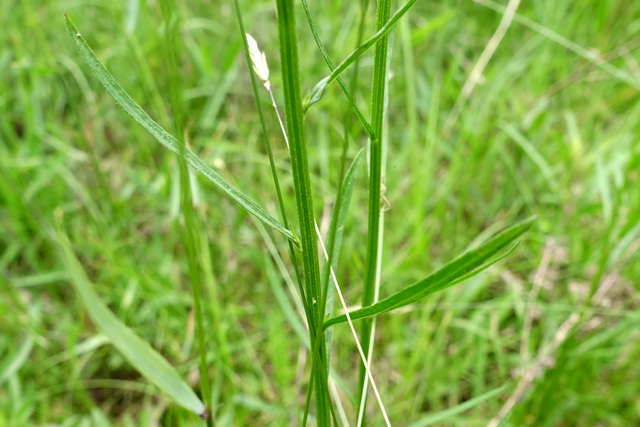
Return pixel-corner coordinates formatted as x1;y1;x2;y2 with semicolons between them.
323;216;536;329
65;14;299;249
57;231;207;417
303;0;418;111
320;149;364;369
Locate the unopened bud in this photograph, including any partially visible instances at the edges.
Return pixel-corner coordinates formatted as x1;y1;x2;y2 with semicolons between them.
245;33;270;83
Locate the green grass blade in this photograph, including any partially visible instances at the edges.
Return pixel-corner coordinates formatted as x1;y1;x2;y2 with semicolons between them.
406;385;507;427
320;148;365;369
264;254;309;346
158;0;213;422
324;216;536;329
0;337;33;386
57;231;206;417
64;14;299;248
303;0;418;111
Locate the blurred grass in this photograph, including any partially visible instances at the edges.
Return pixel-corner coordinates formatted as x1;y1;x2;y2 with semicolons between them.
1;0;639;425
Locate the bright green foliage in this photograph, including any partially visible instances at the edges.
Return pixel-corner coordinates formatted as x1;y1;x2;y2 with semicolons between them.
1;1;639;426
324;217;535;329
64;15;299;248
303;0;419;111
57;231;206;416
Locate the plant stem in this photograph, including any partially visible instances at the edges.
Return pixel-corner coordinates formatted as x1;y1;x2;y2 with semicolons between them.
231;0;308;324
275;0;331;423
359;0;392;424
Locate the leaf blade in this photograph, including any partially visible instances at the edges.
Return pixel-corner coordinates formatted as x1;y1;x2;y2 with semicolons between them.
64;14;299;249
324;216;536;329
303;0;418;110
57;231;206;416
321;149;364;369
0;337;34;386
406;385;507;427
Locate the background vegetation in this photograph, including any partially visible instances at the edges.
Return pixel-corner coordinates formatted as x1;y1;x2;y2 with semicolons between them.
1;0;639;425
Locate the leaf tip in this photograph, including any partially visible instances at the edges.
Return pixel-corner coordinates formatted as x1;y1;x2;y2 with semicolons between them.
302;76;330;113
521;214;538;229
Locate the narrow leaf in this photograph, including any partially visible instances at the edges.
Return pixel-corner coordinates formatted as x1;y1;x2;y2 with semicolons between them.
264;255;309;346
303;0;418;110
57;231;206;416
299;0;374;139
321;149;364;367
64;14;299;249
406;385;507;427
324;216;536;329
0;337;33;386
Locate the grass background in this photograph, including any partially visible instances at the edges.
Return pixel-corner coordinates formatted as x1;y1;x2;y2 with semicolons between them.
2;0;640;425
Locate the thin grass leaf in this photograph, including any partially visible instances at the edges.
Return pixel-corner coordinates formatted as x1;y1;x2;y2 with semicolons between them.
299;0;374;139
264;255;309;346
324;216;536;329
303;0;418;111
406;385;507;427
57;231;206;416
158;1;213;423
500;123;559;196
320;149;364;369
0;337;33;386
64;14;299;249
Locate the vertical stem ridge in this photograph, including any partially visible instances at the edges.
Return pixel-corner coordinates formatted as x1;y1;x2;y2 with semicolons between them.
359;0;392;422
275;0;331;423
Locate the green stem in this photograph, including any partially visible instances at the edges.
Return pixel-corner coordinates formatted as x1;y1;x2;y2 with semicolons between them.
231;0;309;326
275;0;331;423
359;0;392;423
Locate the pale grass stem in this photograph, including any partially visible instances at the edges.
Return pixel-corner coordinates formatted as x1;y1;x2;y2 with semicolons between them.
245;33;289;149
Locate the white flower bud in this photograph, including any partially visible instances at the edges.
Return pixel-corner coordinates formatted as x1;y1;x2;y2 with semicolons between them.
245;33;270;83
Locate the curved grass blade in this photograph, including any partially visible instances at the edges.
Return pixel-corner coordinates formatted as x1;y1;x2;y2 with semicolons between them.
64;14;299;249
324;216;536;329
406;385;507;427
57;231;206;416
303;0;418;111
0;337;33;386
